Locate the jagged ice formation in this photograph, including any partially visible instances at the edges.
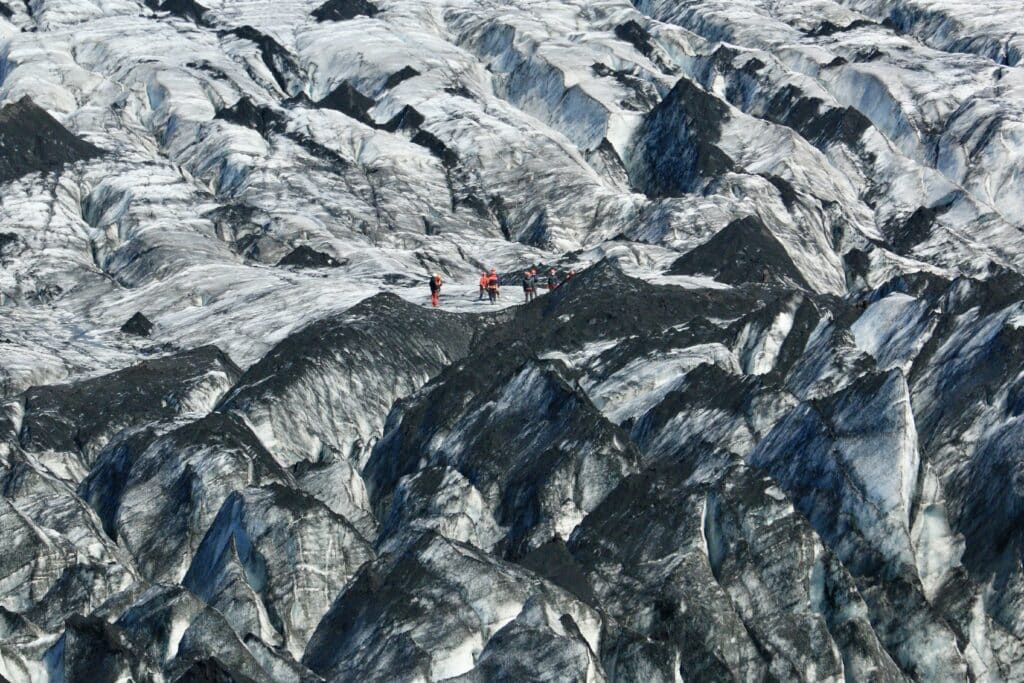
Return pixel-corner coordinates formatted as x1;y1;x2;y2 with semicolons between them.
3;0;1024;679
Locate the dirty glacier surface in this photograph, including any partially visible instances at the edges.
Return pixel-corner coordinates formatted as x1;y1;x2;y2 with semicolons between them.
4;0;1024;679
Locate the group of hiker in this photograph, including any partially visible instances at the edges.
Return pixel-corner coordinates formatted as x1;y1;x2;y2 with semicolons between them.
479;268;500;303
518;267;575;302
428;266;575;308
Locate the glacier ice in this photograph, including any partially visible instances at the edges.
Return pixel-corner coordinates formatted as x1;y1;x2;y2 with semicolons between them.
3;0;1024;679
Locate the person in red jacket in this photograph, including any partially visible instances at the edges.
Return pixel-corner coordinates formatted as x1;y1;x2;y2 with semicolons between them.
486;268;499;304
478;271;488;300
429;273;443;307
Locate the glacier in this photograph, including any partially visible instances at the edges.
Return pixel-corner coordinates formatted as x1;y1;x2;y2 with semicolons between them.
3;0;1024;679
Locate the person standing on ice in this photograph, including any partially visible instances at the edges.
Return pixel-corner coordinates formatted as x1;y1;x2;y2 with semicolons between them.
478;271;488;300
546;268;558;291
487;268;500;304
527;269;538;301
522;271;532;302
429;273;443;307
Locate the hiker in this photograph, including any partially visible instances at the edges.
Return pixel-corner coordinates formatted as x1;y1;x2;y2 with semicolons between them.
429;272;443;307
522;271;532;302
528;269;538;301
546;268;558;290
566;269;576;282
478;271;488;300
487;268;500;304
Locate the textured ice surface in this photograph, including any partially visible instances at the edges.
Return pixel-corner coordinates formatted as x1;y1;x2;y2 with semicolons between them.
4;0;1024;679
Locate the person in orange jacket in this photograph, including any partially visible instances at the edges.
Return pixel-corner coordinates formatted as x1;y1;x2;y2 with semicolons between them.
429;273;443;307
486;268;500;304
478;271;488;300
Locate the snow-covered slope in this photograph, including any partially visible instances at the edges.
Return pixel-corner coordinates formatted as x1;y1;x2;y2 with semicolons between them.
3;0;1024;679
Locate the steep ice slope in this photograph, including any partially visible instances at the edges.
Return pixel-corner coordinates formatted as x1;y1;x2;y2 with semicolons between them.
833;0;1024;66
636;0;1024;235
365;343;640;557
4;0;1024;679
219;293;478;468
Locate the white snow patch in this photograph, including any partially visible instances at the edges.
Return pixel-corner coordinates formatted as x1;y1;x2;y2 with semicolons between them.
165;614;190;662
586;344;739;424
430;631;482;680
911;466;964;600
852;293;934;371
